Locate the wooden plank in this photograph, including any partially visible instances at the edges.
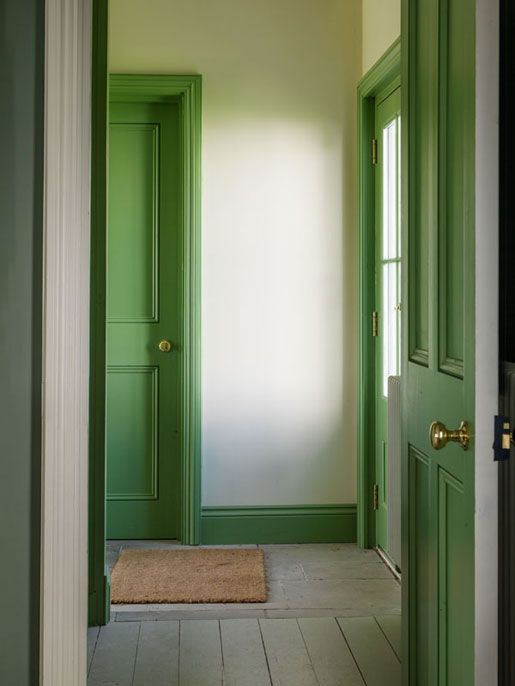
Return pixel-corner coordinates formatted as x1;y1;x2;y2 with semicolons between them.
298;617;365;686
87;627;100;675
87;622;140;686
179;620;223;686
133;620;179;686
259;618;318;686
220;619;271;686
337;617;400;686
375;615;402;660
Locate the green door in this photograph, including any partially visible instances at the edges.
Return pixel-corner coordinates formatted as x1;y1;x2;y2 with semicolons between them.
404;0;475;683
106;101;181;539
374;86;401;559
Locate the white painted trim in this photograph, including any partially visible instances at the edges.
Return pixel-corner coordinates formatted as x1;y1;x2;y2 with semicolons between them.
40;1;92;684
474;0;499;683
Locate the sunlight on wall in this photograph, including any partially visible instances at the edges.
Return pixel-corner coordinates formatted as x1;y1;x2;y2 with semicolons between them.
109;0;362;506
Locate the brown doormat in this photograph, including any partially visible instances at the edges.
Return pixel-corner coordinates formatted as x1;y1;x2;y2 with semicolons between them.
111;548;268;604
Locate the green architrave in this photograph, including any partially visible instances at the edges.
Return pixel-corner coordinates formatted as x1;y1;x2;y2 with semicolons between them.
89;71;202;626
109;74;202;546
357;39;401;549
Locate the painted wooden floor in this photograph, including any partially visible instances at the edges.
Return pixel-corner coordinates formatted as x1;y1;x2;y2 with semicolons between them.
108;543;401;621
87;615;401;686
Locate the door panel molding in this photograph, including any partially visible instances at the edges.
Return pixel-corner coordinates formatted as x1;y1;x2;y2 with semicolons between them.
357;38;401;549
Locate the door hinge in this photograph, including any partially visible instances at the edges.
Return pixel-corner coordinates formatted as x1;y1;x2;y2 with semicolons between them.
372;311;379;337
493;415;513;461
371;138;378;165
373;484;379;510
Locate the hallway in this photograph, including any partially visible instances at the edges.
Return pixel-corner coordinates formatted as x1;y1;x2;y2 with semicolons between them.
87;544;401;685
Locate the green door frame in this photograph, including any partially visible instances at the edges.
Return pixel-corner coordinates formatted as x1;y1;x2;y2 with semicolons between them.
109;74;202;546
88;24;202;624
89;0;109;627
357;39;401;549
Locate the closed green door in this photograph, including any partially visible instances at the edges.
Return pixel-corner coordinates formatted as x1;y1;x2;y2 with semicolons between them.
404;0;475;683
374;86;401;558
106;101;181;539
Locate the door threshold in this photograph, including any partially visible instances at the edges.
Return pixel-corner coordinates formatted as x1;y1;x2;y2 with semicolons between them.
375;546;401;581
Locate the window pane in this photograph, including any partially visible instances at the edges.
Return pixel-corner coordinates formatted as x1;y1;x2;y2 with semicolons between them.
382;117;400;260
382;261;401;396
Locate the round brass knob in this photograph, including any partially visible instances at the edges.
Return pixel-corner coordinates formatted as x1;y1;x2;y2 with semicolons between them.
158;339;173;353
429;420;470;451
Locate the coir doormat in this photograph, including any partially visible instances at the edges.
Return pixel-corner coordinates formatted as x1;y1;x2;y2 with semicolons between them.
111;547;268;604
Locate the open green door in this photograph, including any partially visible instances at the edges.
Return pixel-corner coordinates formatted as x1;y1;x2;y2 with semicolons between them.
402;0;475;683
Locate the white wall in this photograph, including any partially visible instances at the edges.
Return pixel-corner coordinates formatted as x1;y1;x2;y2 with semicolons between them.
109;0;362;506
362;0;400;74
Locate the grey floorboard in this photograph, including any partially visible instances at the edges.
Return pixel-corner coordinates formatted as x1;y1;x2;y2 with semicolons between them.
133;620;179;686
220;619;271;686
375;614;402;660
302;560;393;580
281;578;401;611
87;622;140;686
259;618;318;686
298;617;365;686
179;620;223;686
337;616;401;686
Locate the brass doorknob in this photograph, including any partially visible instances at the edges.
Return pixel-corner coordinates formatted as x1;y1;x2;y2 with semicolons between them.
158;339;173;353
430;420;470;451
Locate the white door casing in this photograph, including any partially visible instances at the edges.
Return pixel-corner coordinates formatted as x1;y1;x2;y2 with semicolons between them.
40;0;91;684
474;0;499;682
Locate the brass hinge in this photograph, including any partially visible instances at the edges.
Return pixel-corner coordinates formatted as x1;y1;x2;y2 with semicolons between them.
373;484;379;511
371;138;378;165
372;310;379;337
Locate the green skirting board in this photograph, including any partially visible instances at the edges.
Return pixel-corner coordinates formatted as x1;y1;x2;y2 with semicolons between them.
200;505;357;545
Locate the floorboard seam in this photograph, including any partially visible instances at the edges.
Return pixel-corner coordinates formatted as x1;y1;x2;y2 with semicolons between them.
130;622;142;686
178;620;182;686
373;616;401;663
218;620;225;685
87;628;100;677
257;618;274;686
335;618;367;686
295;618;322;686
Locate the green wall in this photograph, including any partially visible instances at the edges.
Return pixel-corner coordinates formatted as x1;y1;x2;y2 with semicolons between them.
0;0;44;683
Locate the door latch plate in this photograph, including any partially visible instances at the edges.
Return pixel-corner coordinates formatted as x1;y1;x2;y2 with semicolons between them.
493;415;513;461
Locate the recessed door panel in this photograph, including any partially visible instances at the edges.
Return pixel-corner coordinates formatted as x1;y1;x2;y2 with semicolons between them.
108;123;159;323
409;446;431;686
409;0;438;367
437;468;473;685
106;366;158;500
